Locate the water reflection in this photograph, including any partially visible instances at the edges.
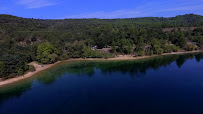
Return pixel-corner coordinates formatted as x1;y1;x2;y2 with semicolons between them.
176;53;198;68
195;53;203;62
0;80;32;106
55;53;203;76
0;53;203;106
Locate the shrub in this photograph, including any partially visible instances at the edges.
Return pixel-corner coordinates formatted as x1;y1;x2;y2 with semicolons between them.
29;65;36;72
17;68;24;75
163;45;173;53
83;46;103;58
0;61;6;77
157;48;163;55
138;51;145;56
185;44;195;51
4;73;17;80
102;53;114;59
48;54;58;63
173;46;180;52
61;53;70;60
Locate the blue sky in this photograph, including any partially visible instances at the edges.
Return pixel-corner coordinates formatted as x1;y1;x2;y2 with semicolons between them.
0;0;203;19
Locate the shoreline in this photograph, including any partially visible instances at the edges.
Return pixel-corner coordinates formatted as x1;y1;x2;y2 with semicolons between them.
0;61;62;87
0;50;202;87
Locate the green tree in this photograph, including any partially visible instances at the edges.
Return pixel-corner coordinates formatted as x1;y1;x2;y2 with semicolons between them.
65;41;85;58
48;54;58;63
82;46;102;58
185;44;195;51
177;31;186;48
118;38;133;54
151;39;163;55
136;36;144;52
37;43;58;64
111;41;116;53
17;68;24;75
24;62;29;71
126;40;133;54
138;51;145;56
29;65;36;72
173;46;180;52
0;62;6;77
118;38;126;53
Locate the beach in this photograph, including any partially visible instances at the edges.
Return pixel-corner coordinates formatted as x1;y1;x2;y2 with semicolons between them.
0;61;62;87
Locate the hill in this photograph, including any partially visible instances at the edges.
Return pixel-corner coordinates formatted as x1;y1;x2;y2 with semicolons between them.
0;14;203;79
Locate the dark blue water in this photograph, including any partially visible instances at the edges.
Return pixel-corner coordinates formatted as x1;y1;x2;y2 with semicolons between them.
0;53;203;114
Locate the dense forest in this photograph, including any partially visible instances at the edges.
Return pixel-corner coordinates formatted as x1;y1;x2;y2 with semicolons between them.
0;14;203;79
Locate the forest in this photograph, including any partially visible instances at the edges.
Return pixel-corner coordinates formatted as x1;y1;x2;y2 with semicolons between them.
0;14;203;79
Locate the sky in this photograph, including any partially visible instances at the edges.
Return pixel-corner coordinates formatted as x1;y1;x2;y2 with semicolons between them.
0;0;203;19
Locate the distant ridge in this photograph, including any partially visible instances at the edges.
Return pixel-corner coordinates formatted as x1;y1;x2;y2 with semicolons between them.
0;13;203;20
0;14;203;30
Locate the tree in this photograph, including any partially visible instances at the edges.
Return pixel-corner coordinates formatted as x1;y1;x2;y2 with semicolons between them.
118;38;133;54
17;68;24;75
138;50;145;56
85;38;95;47
185;44;195;51
48;54;58;63
126;40;133;54
82;46;102;58
151;39;163;54
65;41;85;58
0;62;6;77
136;36;144;52
37;43;58;64
111;41;116;53
177;31;186;48
29;65;36;72
118;38;126;53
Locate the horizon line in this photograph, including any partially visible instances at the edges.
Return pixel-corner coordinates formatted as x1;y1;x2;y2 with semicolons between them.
0;13;202;20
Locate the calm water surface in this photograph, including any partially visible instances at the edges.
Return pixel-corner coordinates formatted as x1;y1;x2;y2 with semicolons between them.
0;53;203;114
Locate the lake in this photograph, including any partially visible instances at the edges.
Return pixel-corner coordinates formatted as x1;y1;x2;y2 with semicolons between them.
0;53;203;114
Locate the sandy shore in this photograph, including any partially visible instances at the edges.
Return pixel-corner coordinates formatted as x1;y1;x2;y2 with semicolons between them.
0;61;62;87
0;50;202;87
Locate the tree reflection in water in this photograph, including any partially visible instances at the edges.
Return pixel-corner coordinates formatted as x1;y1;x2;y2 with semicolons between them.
0;53;203;106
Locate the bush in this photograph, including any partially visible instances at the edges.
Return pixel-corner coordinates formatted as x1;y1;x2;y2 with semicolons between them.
172;46;180;52
24;62;29;71
4;73;17;80
138;51;145;56
17;68;24;75
0;61;6;77
157;48;163;55
163;45;173;53
48;54;58;63
151;39;163;55
61;53;70;60
41;58;50;64
29;65;36;72
91;51;103;58
102;53;114;59
185;44;195;51
83;46;103;58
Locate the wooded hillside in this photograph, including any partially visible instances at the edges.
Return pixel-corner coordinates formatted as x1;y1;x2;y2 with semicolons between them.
0;14;203;79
